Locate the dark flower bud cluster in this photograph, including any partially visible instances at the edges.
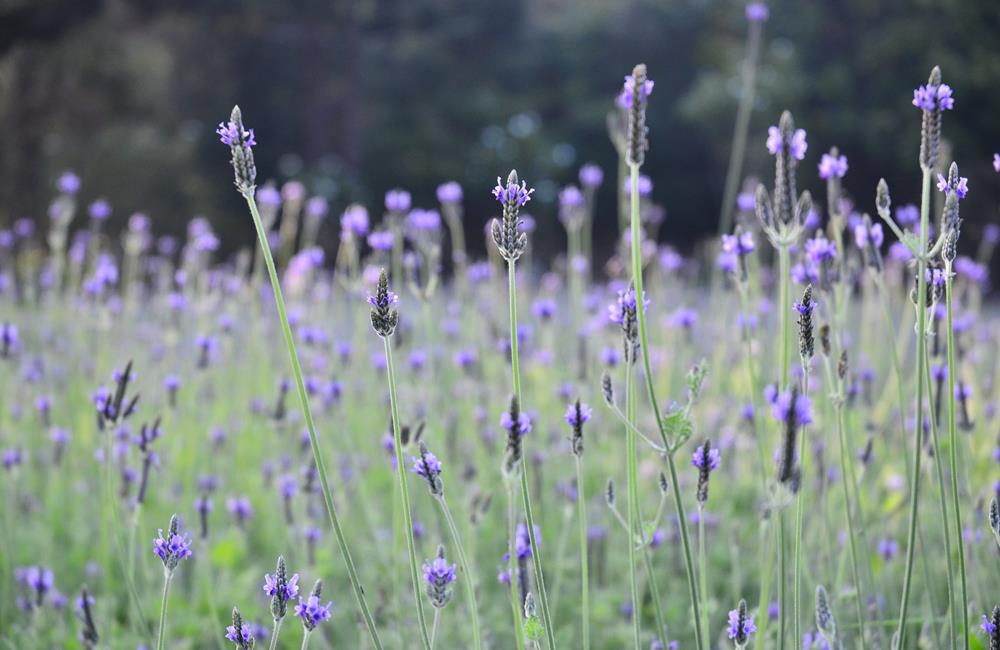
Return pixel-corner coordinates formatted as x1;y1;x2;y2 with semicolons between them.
941;162;963;264
226;607;256;649
219;105;258;198
727;598;757;648
621;64;653;167
795;285;815;362
423;545;457;609
135;417;163;505
491;170;533;263
990;496;1000;549
502;395;531;476
772;387;813;492
601;371;614;405
264;556;300;621
76;588;99;649
608;287;646;363
982;605;999;650
565;399;591;457
368;269;399;337
815;585;838;647
96;360;139;431
914;66;953;171
411;440;443;497
692;440;721;505
153;514;193;573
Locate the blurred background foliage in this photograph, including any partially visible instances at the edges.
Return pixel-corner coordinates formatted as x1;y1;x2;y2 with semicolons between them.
1;0;999;265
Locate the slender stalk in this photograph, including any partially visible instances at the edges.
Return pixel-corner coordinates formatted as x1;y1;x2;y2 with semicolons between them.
505;259;557;649
155;570;173;650
894;169;932;648
268;618;284;650
718;17;763;237
793;369;809;646
300;630;312;650
627;162;704;650
778;511;787;650
243;196;383;650
698;509;709;647
625;358;641;648
431;608;441;649
778;245;791;390
383;338;433;650
436;495;482;650
944;265;969;650
824;357;866;645
574;456;591;650
507;480;527;650
922;341;957;648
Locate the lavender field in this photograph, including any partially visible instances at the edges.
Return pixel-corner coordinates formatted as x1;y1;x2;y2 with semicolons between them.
3;5;1000;650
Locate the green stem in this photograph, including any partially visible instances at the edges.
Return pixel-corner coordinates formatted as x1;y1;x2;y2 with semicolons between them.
793;369;809;646
508;480;527;650
268;618;284;650
778;245;791;390
431;608;441;649
894;168;932;649
244;195;383;650
437;495;482;650
574;456;591;650
825;357;866;645
155;570;173;650
778;511;786;650
718;19;763;238
300;629;312;650
506;259;557;649
698;508;709;647
627;162;703;650
944;265;969;650
625;358;641;648
384;338;433;650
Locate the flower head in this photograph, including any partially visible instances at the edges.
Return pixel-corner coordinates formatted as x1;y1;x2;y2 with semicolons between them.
936;173;969;199
767;125;808;161
153;514;193;571
227;608;255;649
263;556;299;620
368;269;399;337
728;599;757;646
579;164;604;188
818;153;848;179
411;441;443;496
746;2;769;22
384;189;412;213
912;83;954;112
294;583;332;631
219;106;257;196
423;546;457;608
437;181;463;204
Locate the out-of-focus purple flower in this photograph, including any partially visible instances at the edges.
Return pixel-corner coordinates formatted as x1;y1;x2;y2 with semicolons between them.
622;175;653;196
912;83;954;112
57;172;81;195
281;181;305;203
767;125;808;161
340;205;369;238
895;204;919;227
385;189;412;213
805;232;837;264
579;164;604;189
617;74;654;108
407;209;441;232
878;538;899;560
692;444;721;471
564;401;592;429
722;231;755;256
936;173;969;199
818;153;848;179
88;200;112;222
993;154;1000;173
500;410;532;436
256;186;281;208
608;288;649;325
737;190;756;212
771;389;814;426
727;603;757;644
854;222;884;250
515;522;540;559
746;2;769;22
437;181;463;204
305;196;328;220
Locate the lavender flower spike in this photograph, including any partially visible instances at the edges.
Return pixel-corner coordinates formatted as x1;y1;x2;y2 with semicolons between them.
411;440;444;496
294;580;333;632
423;545;458;608
264;556;300;621
491;170;532;262
915;66;951;170
219;106;257;197
368;269;399;337
622;64;653;166
227;607;256;649
153;514;193;572
727;599;757;648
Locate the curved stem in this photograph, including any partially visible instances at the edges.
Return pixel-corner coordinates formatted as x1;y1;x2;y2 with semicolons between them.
384;338;432;650
300;630;312;650
894;168;931;648
437;495;482;650
698;509;709;647
268;617;284;650
627;162;703;650
944;266;969;650
506;260;557;649
793;369;810;646
507;480;527;650
431;607;441;649
625;358;641;648
574;456;591;650
244;195;383;650
155;570;173;650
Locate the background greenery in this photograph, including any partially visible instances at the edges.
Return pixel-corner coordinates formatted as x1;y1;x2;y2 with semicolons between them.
1;0;999;265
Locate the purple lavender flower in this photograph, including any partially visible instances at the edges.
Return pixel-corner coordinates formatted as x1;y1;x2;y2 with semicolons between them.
607;288;649;326
564;401;592;429
437;181;463;204
912;83;954;112
771;389;814;426
294;583;332;631
617;74;654;109
500;409;532;437
877;538;899;560
727;600;757;646
766;124;808;160
88;200;112;222
423;546;458;608
818;153;848;179
722;231;756;256
217;119;256;148
692;444;721;471
264;556;300;620
622;175;653;196
805;232;837;264
225;621;254;649
746;2;769;21
854;222;884;250
153;515;193;571
57;172;81;195
407;209;442;232
411;449;442;480
994;154;1000;173
515;522;540;559
385;189;412;213
936;172;969;199
367;230;393;252
340;205;369;238
579;164;604;188
493;175;534;208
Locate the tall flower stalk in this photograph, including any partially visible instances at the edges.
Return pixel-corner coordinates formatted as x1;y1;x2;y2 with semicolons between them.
567;400;592;650
369;269;432;650
219;106;383;650
492;169;556;649
893;67;953;649
152;514;192;650
622;63;704;650
718;2;768;238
